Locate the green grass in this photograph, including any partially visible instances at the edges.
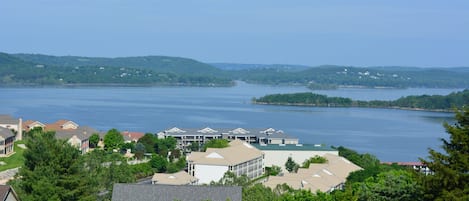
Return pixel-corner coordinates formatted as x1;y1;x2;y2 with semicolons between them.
0;141;25;171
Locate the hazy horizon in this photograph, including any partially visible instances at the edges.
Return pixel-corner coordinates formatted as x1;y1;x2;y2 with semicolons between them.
1;0;468;67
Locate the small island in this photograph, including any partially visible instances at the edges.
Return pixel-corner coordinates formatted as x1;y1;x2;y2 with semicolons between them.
253;89;469;112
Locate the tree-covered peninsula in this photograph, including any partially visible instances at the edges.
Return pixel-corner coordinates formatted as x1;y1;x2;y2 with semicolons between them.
253;89;469;111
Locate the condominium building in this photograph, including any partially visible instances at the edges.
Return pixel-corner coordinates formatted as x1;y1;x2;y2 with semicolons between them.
187;139;264;184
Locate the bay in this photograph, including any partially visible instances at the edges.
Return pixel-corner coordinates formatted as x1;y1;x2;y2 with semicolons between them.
0;82;460;162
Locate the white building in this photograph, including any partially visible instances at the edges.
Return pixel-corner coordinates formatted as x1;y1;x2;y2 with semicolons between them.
187;140;264;184
0;115;22;140
251;143;339;171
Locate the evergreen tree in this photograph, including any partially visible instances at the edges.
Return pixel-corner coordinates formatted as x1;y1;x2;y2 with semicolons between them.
420;107;469;201
285;157;299;173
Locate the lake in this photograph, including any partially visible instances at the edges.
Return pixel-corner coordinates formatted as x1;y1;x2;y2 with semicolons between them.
0;82;460;162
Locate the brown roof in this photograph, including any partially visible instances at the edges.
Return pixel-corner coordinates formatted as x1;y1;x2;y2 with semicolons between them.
45;120;78;131
188;140;263;166
264;154;362;192
22;120;45;131
122;131;144;142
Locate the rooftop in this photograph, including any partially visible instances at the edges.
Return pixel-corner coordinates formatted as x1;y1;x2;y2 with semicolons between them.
188;139;263;166
252;143;336;151
152;171;198;185
0;115;18;125
162;127;297;139
0;127;15;140
112;183;242;201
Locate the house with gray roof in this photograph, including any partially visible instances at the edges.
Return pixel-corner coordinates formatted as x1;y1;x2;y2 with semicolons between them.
157;127;298;151
54;126;98;154
112;183;242;201
0;115;22;140
0;128;15;157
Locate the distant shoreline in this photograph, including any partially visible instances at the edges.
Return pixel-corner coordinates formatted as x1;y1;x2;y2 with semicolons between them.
252;101;454;113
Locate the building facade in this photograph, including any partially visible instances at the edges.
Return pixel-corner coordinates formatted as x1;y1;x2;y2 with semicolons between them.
187;140;264;184
0;128;15;157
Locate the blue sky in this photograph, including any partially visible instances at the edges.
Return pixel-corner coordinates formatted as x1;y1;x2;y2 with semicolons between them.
1;0;468;67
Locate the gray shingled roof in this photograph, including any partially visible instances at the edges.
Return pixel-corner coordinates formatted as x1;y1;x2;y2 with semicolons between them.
112;184;242;201
0;115;18;124
0;127;14;139
54;126;98;141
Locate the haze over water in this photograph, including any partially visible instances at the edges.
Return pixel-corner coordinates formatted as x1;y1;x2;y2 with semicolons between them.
0;82;458;162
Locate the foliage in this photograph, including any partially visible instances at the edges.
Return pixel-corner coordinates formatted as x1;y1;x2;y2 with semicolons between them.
189;142;200;152
103;129;124;151
254;90;469;111
357;170;423;201
265;165;282;176
134;142;146;160
89;133;100;148
302;155;327;168
285;157;299;173
150;154;168;173
203;139;230;151
137;133;156;153
10;131;96;201
129;162;154;179
419;107;469;201
121;142;135;152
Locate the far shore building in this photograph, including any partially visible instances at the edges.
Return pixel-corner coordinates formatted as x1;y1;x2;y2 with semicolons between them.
158;127;298;151
264;154;362;193
0;128;15;157
252;143;339;171
187;139;264;184
151;171;198;185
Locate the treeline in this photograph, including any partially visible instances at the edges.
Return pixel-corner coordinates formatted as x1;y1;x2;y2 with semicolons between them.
0;53;233;86
230;65;469;88
254;89;469;111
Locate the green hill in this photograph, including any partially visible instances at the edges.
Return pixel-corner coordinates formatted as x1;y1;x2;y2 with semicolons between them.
0;53;233;86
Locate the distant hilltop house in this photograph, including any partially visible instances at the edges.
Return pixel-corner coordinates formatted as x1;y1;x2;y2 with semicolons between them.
264;154;362;193
0;127;15;157
187;139;264;184
157;127;298;151
252;143;338;171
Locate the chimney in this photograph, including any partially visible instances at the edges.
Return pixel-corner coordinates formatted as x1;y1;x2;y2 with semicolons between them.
17;118;23;141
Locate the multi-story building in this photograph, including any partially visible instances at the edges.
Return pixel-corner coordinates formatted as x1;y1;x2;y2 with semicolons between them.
0;127;15;157
187;139;264;184
157;127;298;151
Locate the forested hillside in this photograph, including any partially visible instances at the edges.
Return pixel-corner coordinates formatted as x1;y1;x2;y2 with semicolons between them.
254;89;469;111
0;53;233;86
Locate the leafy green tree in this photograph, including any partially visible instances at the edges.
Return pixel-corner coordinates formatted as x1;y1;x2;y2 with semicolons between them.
103;129;124;151
419;107;469;201
134;142;146;160
150;154;168;173
285;157;299;173
89;133;100;148
121;142;135;152
203;139;229;151
356;170;423;201
302;155;327;168
10;131;96;201
189;142;200;151
265;165;281;176
137;133;156;153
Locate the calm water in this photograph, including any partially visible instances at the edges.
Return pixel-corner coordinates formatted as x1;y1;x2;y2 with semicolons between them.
0;82;460;162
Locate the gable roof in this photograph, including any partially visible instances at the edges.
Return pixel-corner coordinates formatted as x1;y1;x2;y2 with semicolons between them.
0;115;18;125
0;185;19;201
264;154;362;192
22;120;45;130
112;183;242;201
151;171;198;185
54;126;98;141
0;127;14;140
188;139;263;166
45;120;79;131
121;131;144;142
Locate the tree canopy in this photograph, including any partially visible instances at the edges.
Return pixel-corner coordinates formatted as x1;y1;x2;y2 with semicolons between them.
104;129;124;151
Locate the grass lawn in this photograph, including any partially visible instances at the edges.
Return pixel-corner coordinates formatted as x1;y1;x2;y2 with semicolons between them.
0;141;25;171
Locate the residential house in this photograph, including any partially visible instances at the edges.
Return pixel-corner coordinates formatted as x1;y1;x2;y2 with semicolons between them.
0;128;15;157
158;127;298;151
187;139;264;184
251;143;338;171
22;120;45;132
112;183;242;201
45;120;79;131
151;171;198;185
54;126;98;154
264;154;362;192
121;131;144;143
0;185;20;201
0;115;22;140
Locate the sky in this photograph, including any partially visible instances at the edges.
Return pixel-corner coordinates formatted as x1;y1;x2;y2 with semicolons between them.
1;0;469;67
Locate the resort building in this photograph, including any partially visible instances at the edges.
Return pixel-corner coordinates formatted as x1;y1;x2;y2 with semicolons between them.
252;143;339;171
264;154;362;192
112;183;242;201
151;171;198;185
0;128;15;157
187;139;264;184
157;127;298;151
0;115;22;140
